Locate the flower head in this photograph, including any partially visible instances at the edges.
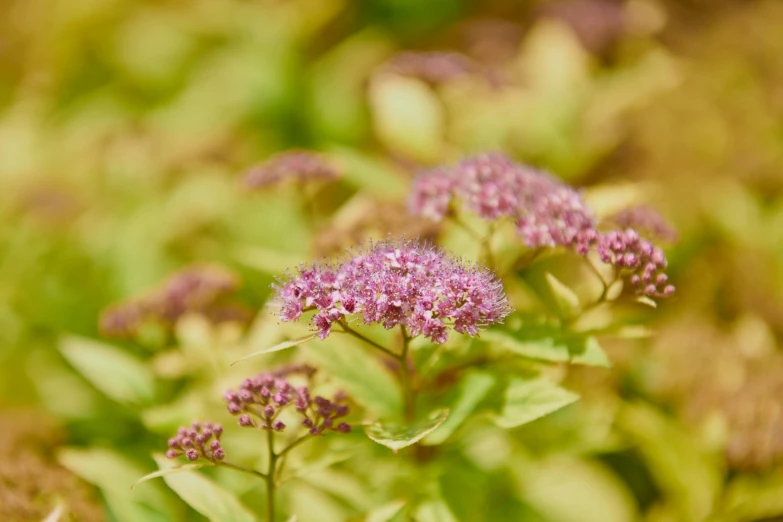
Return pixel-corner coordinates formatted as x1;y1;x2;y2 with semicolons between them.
384;51;475;85
273;238;512;343
409;153;596;250
165;421;225;462
100;264;251;339
606;205;679;243
596;229;674;297
243;150;339;189
224;371;351;436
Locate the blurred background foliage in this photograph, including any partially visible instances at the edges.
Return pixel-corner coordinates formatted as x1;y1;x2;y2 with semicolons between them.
1;0;782;520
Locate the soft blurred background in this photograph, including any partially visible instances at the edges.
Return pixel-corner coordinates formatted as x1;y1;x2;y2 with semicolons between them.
1;0;782;520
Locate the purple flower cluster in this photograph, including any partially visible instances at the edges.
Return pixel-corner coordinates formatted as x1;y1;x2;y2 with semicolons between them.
409;153;596;250
596;229;675;297
408;153;676;298
384;51;475;85
100;264;250;338
274;239;511;343
607;205;679;243
224;373;350;436
166;421;224;462
243;150;339;189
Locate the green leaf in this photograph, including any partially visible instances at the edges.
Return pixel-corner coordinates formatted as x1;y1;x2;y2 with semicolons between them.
304;338;402;417
58;448;176;522
720;472;783;521
369;74;444;163
492;377;579;429
232;333;318;365
520;457;638;522
152;455;255;522
326;147;407;198
636;296;658;308
424;373;496;445
414;499;458;522
132;464;210;489
484;331;610;368
59;335;156;405
366;409;450;453
545;273;581;318
366;500;406;522
233;244;305;275
616;404;721;522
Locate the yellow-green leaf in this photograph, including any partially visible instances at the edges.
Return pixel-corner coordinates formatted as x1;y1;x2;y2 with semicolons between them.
493;377;579;429
366;409;450;453
59;336;156;405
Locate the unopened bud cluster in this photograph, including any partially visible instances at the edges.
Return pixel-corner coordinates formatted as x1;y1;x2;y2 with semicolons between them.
243;150;339;189
274;239;511;343
596;229;674;297
100;265;249;338
224;373;351;436
166;421;225;462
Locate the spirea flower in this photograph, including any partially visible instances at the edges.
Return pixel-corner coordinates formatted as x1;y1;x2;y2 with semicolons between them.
515;186;597;252
166;421;225;462
596;229;675;297
243;150;339;189
100;264;251;338
384;51;476;85
409;153;596;250
224;372;351;436
273;238;512;343
606;205;679;243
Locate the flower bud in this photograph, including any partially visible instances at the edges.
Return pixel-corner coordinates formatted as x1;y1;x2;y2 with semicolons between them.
238;415;254;427
263;405;275;418
186;449;198;461
272;420;285;432
227;403;241;414
337;423;351;433
210;440;221;450
213;448;225;460
166;449;180;459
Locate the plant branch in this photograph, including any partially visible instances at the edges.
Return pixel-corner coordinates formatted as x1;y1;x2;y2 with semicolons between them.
217;461;267;480
399;326;415;422
336;320;399;359
266;429;277;522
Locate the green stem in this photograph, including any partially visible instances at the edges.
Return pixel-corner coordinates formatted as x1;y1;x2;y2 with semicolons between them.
266;429;277;522
399;327;415;422
336;321;398;359
278;434;312;458
479;223;497;269
218;461;267;480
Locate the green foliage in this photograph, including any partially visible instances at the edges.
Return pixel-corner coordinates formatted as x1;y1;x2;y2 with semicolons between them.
2;0;782;521
366;409;450;452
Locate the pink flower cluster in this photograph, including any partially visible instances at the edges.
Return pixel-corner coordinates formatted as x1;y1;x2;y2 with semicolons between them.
273;239;512;343
409;153;596;250
166;421;225;462
607;205;679;243
224;372;350;436
100;264;251;338
408;153;677;298
243;150;339;189
385;51;475;85
597;230;675;297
